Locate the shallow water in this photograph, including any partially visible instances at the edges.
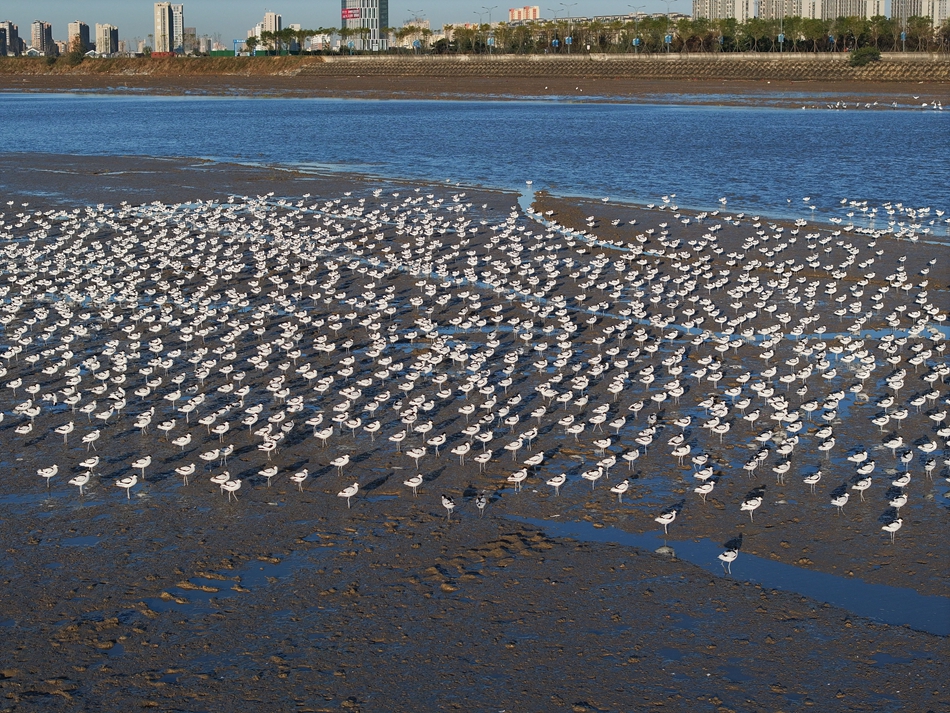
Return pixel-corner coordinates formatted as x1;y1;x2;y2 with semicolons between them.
0;94;947;231
510;514;950;636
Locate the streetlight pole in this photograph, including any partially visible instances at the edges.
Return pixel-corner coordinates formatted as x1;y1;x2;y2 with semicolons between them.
473;11;486;53
662;0;674;53
547;8;561;52
560;2;576;54
627;4;644;54
483;5;498;54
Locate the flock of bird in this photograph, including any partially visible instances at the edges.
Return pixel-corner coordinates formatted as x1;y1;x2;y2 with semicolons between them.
1;184;948;577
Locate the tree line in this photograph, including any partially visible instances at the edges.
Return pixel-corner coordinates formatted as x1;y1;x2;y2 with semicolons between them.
444;16;950;54
235;16;950;56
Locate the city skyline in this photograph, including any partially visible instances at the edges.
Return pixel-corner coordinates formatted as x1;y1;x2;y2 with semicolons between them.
3;0;705;45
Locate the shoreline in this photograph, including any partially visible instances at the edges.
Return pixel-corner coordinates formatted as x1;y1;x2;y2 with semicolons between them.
2;73;949;107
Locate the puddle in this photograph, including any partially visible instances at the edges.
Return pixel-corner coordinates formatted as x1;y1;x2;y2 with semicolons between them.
509;515;950;636
61;536;101;547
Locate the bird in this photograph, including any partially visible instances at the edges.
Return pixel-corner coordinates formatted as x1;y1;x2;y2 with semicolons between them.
290;469;309;492
403;474;423;496
131;456;151;479
882;518;902;543
851;477;872;501
610;479;630;503
740;496;762;522
337;482;359;508
546;473;566;496
441;494;455;521
507;468;528;492
38;464;58;489
694;481;714;503
330;454;350;475
115;474;138;499
889;492;907;513
803;469;822;494
475;491;487;517
68;473;90;496
175;463;196;485
831;492;849;514
655;509;676;535
718;548;738;574
54;421;74;444
258;466;278;486
222;479;242;502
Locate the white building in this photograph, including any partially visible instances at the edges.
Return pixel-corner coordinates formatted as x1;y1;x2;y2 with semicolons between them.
31;21;54;55
508;6;541;22
154;2;173;52
172;5;184;51
342;0;389;51
95;23;118;55
892;0;948;23
264;12;282;34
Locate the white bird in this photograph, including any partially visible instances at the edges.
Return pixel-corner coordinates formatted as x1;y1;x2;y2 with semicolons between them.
441;494;455;521
222;479;242;502
68;473;90;496
609;479;630;503
175;463;195;485
654;509;676;535
718;548;738;574
259;466;278;487
115;474;138;499
38;464;58;488
740;496;762;522
290;469;309;492
131;456;152;479
546;473;567;496
337;482;359;508
694;481;714;503
831;492;849;514
803;469;822;494
882;518;903;543
403;474;423;496
475;491;487;517
330;454;350;475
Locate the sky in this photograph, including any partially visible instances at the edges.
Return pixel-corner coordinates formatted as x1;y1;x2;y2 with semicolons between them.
1;1;687;43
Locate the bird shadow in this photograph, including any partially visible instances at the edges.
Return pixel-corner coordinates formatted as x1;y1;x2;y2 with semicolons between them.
829;482;849;499
362;474;390;492
723;533;744;551
878;507;899;524
744;484;766;500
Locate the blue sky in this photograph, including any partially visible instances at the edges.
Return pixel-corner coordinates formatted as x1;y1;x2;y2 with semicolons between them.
3;1;686;43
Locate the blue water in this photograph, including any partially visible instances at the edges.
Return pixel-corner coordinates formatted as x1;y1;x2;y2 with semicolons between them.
1;94;947;222
511;516;950;636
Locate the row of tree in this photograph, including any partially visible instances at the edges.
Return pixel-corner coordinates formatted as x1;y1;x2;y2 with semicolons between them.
236;16;950;56
445;16;950;54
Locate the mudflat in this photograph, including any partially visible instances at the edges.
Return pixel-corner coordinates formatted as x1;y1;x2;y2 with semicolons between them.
2;72;949;108
0;154;947;712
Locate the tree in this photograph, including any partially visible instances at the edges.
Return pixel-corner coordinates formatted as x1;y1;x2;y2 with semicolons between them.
245;35;258;55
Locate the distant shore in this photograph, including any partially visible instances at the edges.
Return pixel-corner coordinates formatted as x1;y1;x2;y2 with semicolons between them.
0;54;948;105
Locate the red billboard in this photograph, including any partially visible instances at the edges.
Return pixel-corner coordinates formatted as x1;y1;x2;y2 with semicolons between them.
341;8;361;19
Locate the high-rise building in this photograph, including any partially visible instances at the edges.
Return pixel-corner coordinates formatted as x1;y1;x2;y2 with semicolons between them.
691;0;757;20
0;26;8;57
183;26;197;53
264;12;282;34
342;0;389;50
892;0;948;24
31;21;54;55
172;5;185;51
96;24;119;55
154;2;173;52
508;6;541;22
67;21;90;52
